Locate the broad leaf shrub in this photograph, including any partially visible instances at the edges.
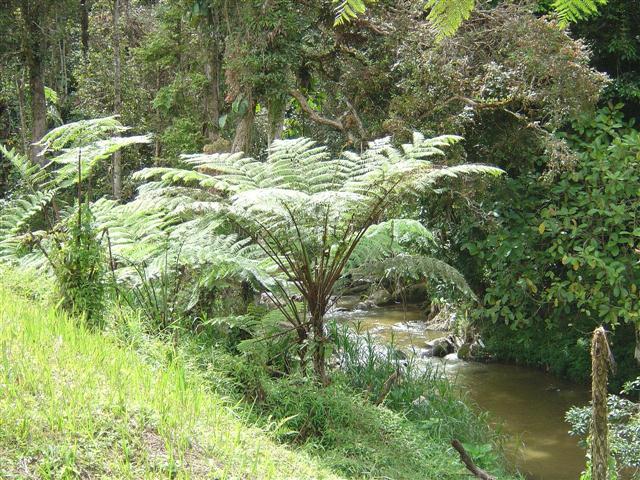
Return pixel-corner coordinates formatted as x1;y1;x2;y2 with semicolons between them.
566;377;640;474
466;105;640;386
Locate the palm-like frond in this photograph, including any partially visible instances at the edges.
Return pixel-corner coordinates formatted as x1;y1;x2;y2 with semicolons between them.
0;144;48;190
37;116;129;153
552;0;607;26
0;191;55;262
355;253;475;299
332;0;375;25
46;135;151;188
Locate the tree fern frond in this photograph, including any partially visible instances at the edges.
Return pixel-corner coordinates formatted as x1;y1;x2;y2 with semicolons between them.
424;0;476;41
355;253;476;299
0;191;55;238
0;144;48;189
332;0;374;26
552;0;607;26
46;135;150;188
133;167;220;189
37;116;129;153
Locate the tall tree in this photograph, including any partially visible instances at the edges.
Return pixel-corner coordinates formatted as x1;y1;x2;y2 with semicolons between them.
19;0;48;164
112;0;122;198
80;0;89;58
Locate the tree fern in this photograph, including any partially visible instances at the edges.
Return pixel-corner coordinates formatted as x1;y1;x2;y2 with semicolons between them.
0;118;149;265
134;132;501;382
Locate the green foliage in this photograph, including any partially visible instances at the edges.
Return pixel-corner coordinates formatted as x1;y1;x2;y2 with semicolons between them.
46;204;107;326
570;0;640;115
463;105;640;385
331;0;608;39
567;392;640;472
469;105;640;329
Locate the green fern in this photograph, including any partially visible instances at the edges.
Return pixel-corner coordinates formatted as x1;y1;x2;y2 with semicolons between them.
333;0;375;26
0;144;47;191
552;0;607;26
424;0;476;41
332;0;607;39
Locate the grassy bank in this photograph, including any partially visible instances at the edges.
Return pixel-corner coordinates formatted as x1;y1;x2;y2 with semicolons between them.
0;269;519;479
0;283;340;479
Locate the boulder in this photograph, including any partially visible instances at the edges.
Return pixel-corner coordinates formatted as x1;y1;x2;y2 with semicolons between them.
444;352;459;362
420;347;435;358
457;343;472;360
457;338;486;360
426;337;454;357
369;289;394;307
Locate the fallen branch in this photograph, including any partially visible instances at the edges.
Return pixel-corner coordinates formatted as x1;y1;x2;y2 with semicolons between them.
451;440;496;480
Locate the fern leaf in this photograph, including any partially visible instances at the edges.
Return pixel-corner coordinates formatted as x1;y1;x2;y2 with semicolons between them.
332;0;376;26
424;0;476;41
552;0;607;26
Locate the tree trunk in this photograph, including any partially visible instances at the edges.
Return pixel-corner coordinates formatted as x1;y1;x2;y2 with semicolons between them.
267;99;286;146
231;92;255;154
311;309;329;386
635;323;640;364
204;37;221;142
22;1;47;165
80;0;89;58
590;327;611;480
16;74;29;155
112;0;122;199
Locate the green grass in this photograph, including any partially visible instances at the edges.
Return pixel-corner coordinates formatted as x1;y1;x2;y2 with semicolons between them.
0;284;342;479
0;266;520;479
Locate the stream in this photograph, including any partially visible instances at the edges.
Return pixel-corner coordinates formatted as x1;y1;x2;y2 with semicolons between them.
330;303;590;480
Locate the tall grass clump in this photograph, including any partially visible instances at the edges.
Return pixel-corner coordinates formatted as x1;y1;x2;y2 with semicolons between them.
328;320;497;443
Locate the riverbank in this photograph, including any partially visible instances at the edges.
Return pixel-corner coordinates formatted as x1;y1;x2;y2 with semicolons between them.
327;304;590;480
0;268;519;479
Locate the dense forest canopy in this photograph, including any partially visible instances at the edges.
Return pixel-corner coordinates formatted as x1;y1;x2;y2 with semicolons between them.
1;0;639;479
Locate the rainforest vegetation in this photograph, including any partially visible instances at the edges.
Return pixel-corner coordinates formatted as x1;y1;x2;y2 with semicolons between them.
1;0;639;479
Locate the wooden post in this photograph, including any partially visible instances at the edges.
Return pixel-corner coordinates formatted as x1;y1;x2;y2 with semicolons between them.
590;326;612;480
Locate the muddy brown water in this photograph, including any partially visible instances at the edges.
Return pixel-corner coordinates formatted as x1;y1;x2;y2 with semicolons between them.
330;303;590;480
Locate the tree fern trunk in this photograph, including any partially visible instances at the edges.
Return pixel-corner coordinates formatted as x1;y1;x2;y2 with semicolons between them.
591;326;610;480
311;310;328;386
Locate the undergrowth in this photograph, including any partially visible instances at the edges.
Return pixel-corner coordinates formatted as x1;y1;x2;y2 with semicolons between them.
1;267;520;479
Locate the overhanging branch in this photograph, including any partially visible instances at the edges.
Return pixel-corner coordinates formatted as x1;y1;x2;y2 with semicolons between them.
290;89;345;131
